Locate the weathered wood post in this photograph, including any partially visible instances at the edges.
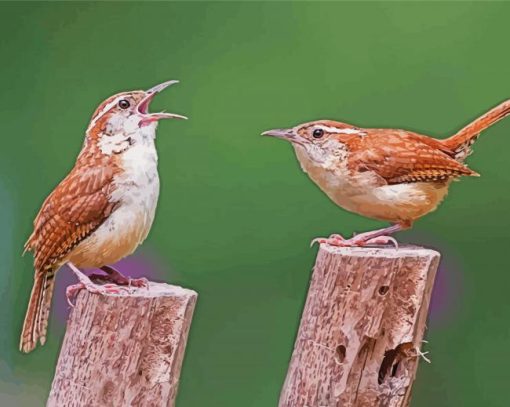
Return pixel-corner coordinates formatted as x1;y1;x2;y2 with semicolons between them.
47;282;197;407
279;245;440;407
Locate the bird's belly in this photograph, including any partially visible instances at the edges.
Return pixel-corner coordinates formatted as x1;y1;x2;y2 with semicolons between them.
328;181;449;223
294;145;450;223
67;144;160;269
67;202;158;268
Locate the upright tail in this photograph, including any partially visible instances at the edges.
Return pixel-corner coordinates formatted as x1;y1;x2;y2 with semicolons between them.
443;99;510;160
19;269;56;353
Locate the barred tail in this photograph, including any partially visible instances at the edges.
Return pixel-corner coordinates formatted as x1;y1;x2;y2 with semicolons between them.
443;99;510;160
19;269;56;353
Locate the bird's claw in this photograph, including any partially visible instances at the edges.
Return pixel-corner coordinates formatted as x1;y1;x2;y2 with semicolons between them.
66;283;84;307
311;234;345;247
129;277;149;289
354;235;399;249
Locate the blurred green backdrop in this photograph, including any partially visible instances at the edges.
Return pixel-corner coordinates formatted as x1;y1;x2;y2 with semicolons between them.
1;1;510;406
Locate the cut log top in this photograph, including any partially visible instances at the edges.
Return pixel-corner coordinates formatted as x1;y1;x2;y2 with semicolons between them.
319;244;439;258
99;281;198;298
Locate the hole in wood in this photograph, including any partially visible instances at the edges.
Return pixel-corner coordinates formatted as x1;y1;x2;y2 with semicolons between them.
391;361;400;377
378;285;390;295
335;345;346;363
378;342;413;385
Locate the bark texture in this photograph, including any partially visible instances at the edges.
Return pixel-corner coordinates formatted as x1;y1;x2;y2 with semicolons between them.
47;282;197;407
279;245;440;407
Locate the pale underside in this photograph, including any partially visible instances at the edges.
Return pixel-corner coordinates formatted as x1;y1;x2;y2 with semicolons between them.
294;145;450;223
66;125;160;268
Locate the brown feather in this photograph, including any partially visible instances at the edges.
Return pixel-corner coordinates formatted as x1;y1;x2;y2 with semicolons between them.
443;99;510;156
19;270;55;353
21;151;120;352
346;129;478;185
26;157;119;270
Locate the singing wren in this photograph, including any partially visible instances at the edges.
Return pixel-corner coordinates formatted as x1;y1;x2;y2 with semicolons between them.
263;100;510;246
20;80;187;353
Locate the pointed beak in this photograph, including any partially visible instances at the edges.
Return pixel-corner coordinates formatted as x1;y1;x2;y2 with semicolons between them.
138;80;188;126
262;128;304;145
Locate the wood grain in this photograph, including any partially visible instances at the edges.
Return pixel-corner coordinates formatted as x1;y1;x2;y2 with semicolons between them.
279;245;440;407
47;282;197;407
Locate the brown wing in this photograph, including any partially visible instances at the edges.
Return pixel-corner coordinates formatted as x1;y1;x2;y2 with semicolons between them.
347;129;479;184
25;162;119;272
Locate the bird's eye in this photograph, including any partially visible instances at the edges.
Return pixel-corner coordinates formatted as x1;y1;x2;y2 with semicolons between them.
118;99;130;109
312;128;324;139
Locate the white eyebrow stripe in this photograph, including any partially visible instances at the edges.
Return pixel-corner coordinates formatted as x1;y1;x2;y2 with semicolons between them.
314;125;365;135
87;96;123;131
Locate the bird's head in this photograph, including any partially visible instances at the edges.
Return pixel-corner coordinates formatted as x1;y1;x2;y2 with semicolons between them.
262;120;365;164
85;80;187;155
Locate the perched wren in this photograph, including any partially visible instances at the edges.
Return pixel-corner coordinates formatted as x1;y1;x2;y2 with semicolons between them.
20;80;187;353
263;100;510;246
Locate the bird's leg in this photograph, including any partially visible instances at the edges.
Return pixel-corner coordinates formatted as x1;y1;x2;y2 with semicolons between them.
66;262;128;307
312;222;411;248
89;265;148;288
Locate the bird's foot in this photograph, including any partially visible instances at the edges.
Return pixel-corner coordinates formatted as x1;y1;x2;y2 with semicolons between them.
65;282;125;307
88;275;148;289
311;224;404;248
106;275;148;288
89;265;148;288
66;262;131;307
312;234;398;248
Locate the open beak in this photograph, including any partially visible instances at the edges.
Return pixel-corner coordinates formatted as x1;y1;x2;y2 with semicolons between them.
261;128;305;145
138;80;188;126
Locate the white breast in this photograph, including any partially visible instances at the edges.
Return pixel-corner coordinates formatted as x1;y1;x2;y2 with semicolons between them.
108;140;160;243
69;126;160;268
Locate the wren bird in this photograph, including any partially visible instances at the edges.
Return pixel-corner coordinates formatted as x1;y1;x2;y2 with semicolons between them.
263;100;510;246
20;80;187;353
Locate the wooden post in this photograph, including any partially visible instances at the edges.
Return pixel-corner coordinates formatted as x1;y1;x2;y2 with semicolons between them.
279;245;440;407
47;282;197;407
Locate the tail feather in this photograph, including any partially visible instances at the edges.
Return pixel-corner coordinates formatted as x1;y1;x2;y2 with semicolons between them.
443;99;510;160
20;269;56;353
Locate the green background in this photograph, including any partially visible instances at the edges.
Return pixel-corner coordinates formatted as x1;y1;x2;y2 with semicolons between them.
1;2;509;406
